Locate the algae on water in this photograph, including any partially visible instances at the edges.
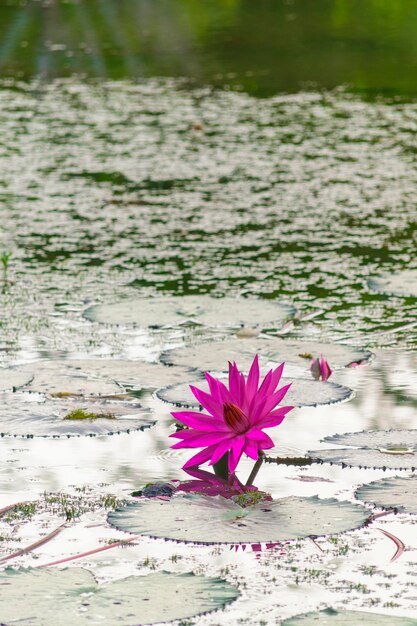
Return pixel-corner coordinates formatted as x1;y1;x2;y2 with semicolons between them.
64;408;117;421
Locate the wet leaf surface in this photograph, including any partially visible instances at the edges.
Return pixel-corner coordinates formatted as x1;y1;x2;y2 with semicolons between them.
0;393;155;438
84;296;295;328
356;476;417;514
161;338;372;373
281;608;417;625
369;270;417;298
157;376;354;408
0;567;238;626
0;368;34;392
309;430;417;470
108;494;370;544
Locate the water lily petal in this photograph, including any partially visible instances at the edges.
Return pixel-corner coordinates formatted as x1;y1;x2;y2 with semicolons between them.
171;411;226;431
172;431;232;448
183;445;217;469
243;438;259;461
261;383;292;415
245;354;260;402
209;438;235;466
228;436;246;473
189;385;223;418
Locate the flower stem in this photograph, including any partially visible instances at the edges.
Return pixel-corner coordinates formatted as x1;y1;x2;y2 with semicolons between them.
213;453;229;481
246;452;264;486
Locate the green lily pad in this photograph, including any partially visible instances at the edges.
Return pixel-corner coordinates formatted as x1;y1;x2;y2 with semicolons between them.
0;567;238;626
0;368;34;391
368;270;417;298
309;430;417;470
356;476;417;513
108;494;370;544
0;393;155;438
157;376;354;408
161;337;372;372
84;296;295;328
281;608;417;625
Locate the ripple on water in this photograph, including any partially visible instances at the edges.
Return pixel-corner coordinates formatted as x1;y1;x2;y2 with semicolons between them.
0;82;417;352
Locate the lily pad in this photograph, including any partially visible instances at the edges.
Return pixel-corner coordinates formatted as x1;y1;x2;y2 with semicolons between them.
161;337;372;372
18;360;191;397
281;608;417;625
84;296;295;328
0;392;155;437
356;476;417;514
108;494;370;544
64;359;195;389
309;430;417;470
368;269;417;298
0;368;34;391
19;361;124;397
157;377;354;408
0;567;238;626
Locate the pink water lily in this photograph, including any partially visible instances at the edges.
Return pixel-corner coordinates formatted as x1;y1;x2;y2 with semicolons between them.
170;355;294;474
310;355;332;381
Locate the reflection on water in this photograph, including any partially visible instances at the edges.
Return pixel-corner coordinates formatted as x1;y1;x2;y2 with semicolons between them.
1;0;417;97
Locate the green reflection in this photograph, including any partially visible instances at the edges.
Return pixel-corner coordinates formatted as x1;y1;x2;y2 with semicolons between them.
1;0;417;96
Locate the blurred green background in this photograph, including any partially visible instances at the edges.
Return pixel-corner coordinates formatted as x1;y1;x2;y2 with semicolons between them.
1;0;417;96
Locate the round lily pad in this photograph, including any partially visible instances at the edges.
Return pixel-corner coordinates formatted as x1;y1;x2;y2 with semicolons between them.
0;368;34;391
356;476;417;513
281;608;417;625
64;359;195;389
368;270;417;298
309;430;417;470
156;377;354;408
0;393;155;438
19;361;124;397
108;494;370;544
161;338;372;372
0;567;238;626
84;296;295;328
18;360;191;397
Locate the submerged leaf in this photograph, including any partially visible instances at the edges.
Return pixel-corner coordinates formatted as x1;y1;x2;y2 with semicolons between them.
108;494;370;544
356;476;417;514
84;296;295;328
0;568;239;626
282;608;417;625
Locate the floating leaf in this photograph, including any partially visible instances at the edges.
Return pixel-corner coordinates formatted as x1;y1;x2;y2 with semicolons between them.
0;568;238;626
19;361;123;397
0;392;154;438
369;270;417;298
309;430;417;470
281;608;417;625
84;296;295;328
157;376;353;408
108;494;370;544
18;359;191;397
0;368;34;391
63;359;194;389
161;337;372;372
323;430;417;449
356;476;417;514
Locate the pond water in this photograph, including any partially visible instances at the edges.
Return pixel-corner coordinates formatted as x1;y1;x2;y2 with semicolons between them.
0;1;417;625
